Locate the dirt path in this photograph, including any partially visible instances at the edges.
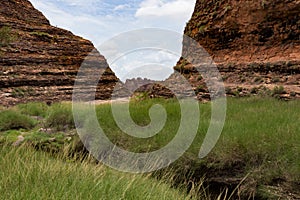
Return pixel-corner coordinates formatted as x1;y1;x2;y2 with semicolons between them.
86;98;130;105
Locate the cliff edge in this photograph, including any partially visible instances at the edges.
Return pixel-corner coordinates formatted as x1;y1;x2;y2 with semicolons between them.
175;0;300;100
0;0;118;106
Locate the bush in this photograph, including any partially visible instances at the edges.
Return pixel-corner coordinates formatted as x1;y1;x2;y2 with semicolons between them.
17;102;48;117
0;26;13;47
0;110;36;131
45;103;74;131
272;86;285;95
195;85;206;93
197;75;203;81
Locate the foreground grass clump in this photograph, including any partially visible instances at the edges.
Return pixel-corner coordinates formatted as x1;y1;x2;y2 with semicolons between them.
17;102;48;117
45;103;74;131
0;110;36;131
0;144;194;200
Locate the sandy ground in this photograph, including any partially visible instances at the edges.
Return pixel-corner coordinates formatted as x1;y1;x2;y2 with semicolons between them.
85;98;130;105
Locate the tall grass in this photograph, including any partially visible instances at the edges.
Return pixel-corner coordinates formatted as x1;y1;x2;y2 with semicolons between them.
207;98;300;180
93;97;300;197
0;110;36;131
45;103;74;131
94;99;182;152
0;97;299;198
17;102;48;117
0;144;194;200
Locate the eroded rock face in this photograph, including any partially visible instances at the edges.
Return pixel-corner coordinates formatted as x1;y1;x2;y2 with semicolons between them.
0;0;119;106
174;0;300;100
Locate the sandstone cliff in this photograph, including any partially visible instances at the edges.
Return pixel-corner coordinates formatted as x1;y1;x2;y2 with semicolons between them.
0;0;118;106
175;0;300;100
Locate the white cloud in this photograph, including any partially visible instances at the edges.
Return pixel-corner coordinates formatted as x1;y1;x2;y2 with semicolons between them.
110;49;178;81
55;0;99;8
136;0;195;19
29;0;123;44
114;4;131;11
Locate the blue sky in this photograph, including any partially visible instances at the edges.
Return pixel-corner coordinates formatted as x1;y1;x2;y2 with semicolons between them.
29;0;196;80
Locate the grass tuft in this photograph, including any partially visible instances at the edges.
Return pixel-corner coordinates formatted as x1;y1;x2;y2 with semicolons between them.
45;103;74;131
0;110;36;131
0;144;194;200
17;102;48;117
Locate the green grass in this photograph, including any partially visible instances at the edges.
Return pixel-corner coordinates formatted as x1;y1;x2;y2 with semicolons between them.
17;102;48;117
45;103;75;131
93;97;300;197
0;26;14;47
0;110;36;131
211;98;299;163
0;144;194;200
71;97;299;198
0;97;299;198
94;98;182;152
30;31;51;37
185;97;299;198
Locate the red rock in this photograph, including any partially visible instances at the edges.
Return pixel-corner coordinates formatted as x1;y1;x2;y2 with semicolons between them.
0;0;119;106
174;0;300;100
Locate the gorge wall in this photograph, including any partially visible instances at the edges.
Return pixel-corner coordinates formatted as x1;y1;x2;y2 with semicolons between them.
174;0;300;100
0;0;119;106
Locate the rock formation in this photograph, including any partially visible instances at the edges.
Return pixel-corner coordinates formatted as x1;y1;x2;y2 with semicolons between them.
175;0;300;100
0;0;119;106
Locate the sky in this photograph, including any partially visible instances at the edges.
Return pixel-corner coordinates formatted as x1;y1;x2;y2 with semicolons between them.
29;0;196;81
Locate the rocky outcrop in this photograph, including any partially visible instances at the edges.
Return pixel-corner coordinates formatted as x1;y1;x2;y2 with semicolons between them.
124;76;196;99
0;0;119;106
122;78;173;99
124;78;154;92
175;0;300;100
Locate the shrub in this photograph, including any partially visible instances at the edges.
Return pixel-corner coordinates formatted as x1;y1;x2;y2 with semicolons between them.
261;0;267;8
254;77;263;83
237;87;243;92
0;26;13;47
0;130;21;143
11;88;26;98
290;91;296;97
250;87;258;94
195;85;206;93
197;75;203;81
225;87;233;94
272;86;285;95
0;110;36;131
271;77;280;83
17;102;48;117
198;25;206;34
131;92;150;101
224;5;232;12
30;31;51;37
45;103;74;131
